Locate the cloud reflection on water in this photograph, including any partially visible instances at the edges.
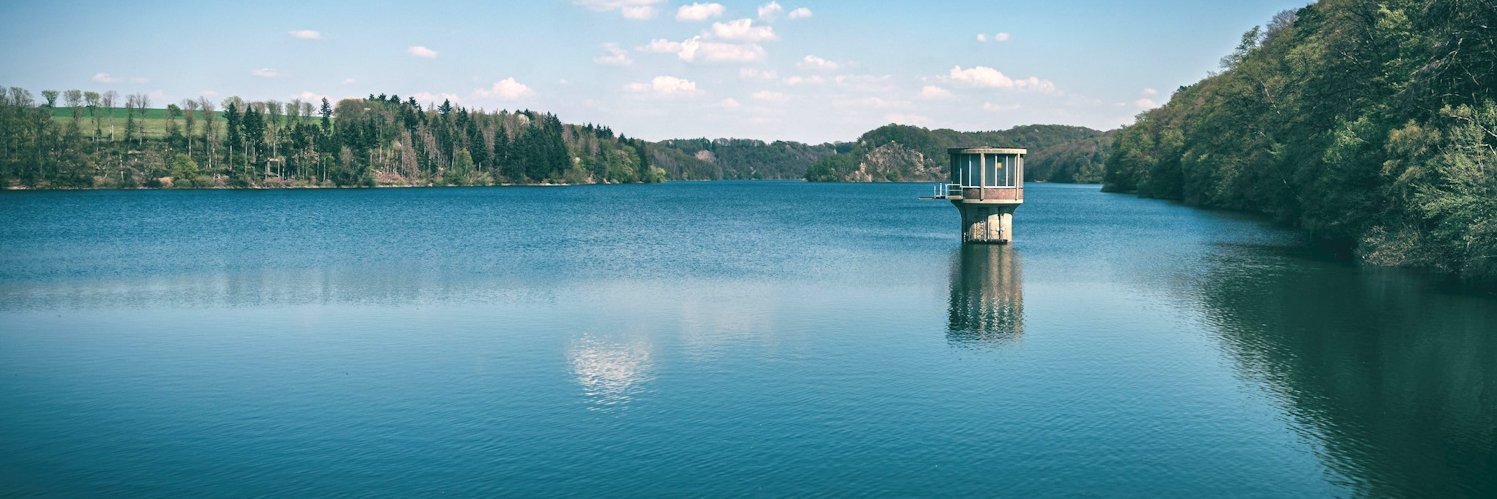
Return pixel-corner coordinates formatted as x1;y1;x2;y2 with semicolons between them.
568;334;655;410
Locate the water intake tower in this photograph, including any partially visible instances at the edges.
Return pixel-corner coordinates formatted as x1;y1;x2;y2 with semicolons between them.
934;147;1025;244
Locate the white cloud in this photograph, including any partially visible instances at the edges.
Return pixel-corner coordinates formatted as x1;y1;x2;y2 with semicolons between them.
1134;98;1158;108
676;40;706;60
709;18;777;41
781;75;826;86
342;78;357;85
949;66;1012;86
251;68;282;78
978;32;1011;43
1142;87;1158;96
787;7;812;19
982;102;1021;112
797;55;839;70
477;77;534;99
574;0;663;19
640;36;765;62
696;39;767;62
625;76;701;96
640;38;682;53
757;1;783;21
621;5;657;19
408;46;438;58
718;97;741;109
677;2;725;21
594;43;633;66
289;29;321;40
298;91;327;102
1015;76;1056;93
739;68;779;80
751;90;787;102
414;92;462;105
947;65;1056;93
833;74;893;91
92;72;116;83
847;97;910;109
130;77;150;84
885;113;931;125
919;85;952;99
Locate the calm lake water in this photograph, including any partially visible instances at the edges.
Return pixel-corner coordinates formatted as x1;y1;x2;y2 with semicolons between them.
1;182;1493;496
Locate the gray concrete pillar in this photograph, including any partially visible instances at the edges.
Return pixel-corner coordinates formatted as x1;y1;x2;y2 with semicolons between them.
959;204;1015;244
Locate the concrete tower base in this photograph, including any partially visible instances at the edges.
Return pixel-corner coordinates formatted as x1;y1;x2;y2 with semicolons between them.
957;204;1016;244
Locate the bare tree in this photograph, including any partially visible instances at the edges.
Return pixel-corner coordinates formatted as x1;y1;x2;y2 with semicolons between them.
288;98;303;123
182;99;198;158
198;98;216;172
165;103;182;148
124;94;138;145
84;91;101;152
266;100;283;177
64;90;84;134
1265;9;1298;38
102;91;117;142
133;93;150;146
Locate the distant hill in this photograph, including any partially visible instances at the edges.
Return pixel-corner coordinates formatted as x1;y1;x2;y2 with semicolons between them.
645;138;841;180
803;124;1112;183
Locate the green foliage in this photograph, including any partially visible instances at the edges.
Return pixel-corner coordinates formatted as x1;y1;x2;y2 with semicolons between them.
1102;0;1497;283
444;149;474;185
1;92;663;188
171;153;199;187
652;137;840;180
803;123;1111;182
6;86;1119;188
805;153;858;182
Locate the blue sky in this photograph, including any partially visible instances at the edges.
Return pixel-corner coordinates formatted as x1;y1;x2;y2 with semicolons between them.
0;0;1309;143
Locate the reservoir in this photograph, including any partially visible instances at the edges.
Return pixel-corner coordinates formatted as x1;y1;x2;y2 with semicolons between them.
1;182;1492;496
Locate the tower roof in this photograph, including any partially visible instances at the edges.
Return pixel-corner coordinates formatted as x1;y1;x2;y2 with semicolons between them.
949;147;1027;155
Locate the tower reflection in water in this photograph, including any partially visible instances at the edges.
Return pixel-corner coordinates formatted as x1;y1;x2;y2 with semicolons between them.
946;244;1024;346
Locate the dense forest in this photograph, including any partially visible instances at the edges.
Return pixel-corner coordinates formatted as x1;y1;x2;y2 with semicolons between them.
0;90;668;188
0;88;1109;187
804;124;1112;183
651;138;839;180
1101;0;1495;282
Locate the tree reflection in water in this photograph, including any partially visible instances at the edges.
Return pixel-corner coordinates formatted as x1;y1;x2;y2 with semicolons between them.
947;244;1023;347
1199;260;1497;497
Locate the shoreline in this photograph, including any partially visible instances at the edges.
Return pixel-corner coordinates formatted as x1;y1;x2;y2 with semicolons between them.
1;178;1047;192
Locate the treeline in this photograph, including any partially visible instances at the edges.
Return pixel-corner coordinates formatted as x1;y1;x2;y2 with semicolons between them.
805;124;1111;183
1101;0;1495;282
652;138;838;179
0;89;664;188
2;86;1117;188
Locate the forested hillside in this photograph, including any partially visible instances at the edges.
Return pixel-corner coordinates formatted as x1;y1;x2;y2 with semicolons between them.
0;91;666;187
0;88;1113;188
1101;0;1495;282
651;138;839;180
804;124;1111;183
